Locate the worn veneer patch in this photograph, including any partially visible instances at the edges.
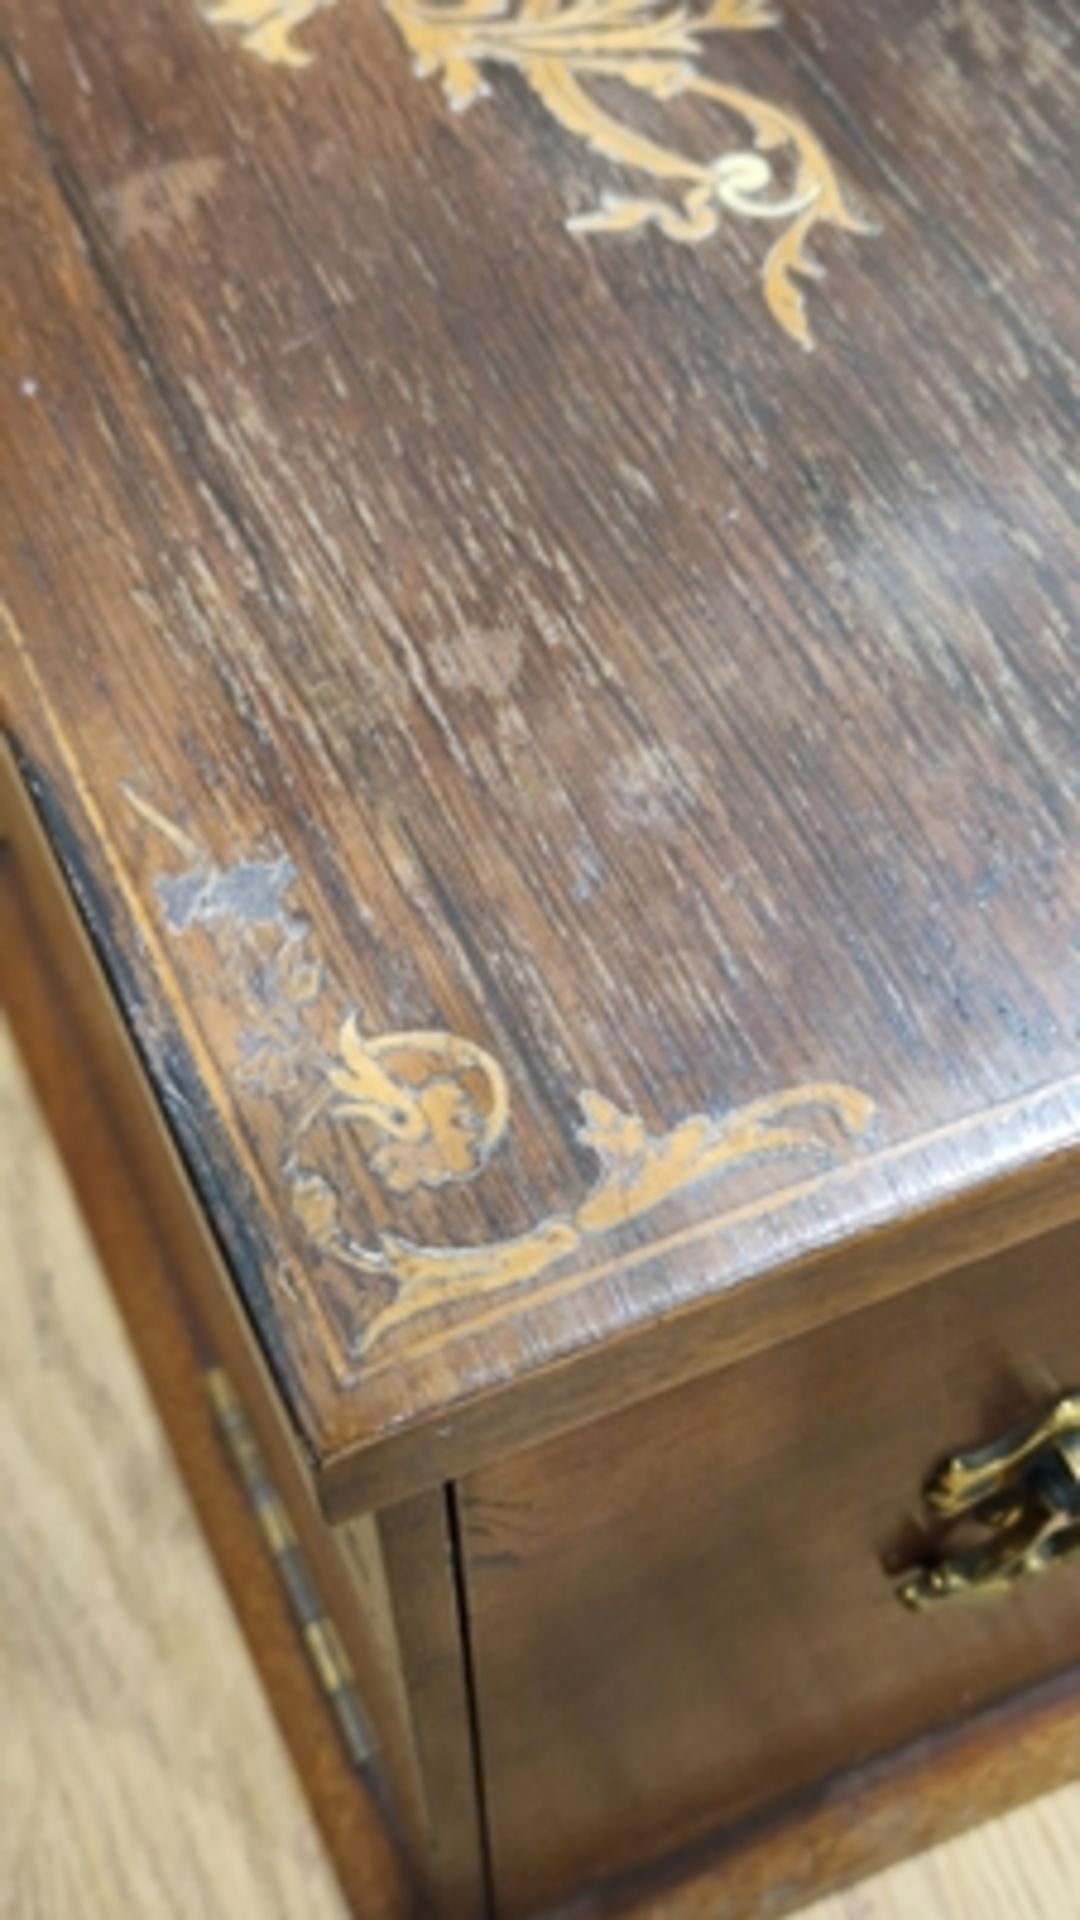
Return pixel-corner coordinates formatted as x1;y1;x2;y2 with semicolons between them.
156;854;301;936
95;157;226;246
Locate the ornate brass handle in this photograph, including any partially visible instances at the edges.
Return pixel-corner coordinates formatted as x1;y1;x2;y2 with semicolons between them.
897;1392;1080;1611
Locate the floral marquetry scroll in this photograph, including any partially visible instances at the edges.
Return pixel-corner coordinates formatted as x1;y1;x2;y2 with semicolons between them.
313;1068;876;1346
200;0;867;345
282;1006;875;1346
321;1017;510;1195
133;800;875;1354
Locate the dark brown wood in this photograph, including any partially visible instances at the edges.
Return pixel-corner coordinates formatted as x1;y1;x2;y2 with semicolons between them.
3;0;1079;1505
544;1667;1080;1920
460;1226;1080;1915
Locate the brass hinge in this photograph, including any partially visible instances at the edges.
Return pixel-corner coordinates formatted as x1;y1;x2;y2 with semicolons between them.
205;1366;374;1770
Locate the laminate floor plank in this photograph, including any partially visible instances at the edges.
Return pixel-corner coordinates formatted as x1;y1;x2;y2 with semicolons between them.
804;1786;1080;1919
0;1018;348;1920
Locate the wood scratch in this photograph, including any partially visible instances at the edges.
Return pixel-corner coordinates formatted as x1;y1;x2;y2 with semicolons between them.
121;784;204;862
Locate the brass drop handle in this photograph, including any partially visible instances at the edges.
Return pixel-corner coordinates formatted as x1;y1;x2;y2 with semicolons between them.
897;1392;1080;1611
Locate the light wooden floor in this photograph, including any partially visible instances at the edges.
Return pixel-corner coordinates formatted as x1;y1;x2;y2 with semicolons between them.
2;1015;1078;1920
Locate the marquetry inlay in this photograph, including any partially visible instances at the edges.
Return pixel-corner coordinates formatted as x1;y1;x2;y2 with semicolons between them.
131;795;875;1348
200;0;866;345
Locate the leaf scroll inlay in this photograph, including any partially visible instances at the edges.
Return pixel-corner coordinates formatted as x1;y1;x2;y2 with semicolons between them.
130;797;875;1353
200;0;869;344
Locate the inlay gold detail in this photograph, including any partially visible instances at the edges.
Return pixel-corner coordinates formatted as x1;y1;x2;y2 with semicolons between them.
286;1018;873;1344
200;0;866;345
203;0;334;64
323;1016;510;1194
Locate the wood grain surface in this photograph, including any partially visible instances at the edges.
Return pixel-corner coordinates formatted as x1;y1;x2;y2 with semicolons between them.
3;1017;1080;1919
3;0;1079;1495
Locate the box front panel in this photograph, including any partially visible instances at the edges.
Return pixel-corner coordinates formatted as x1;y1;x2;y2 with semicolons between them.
460;1223;1080;1916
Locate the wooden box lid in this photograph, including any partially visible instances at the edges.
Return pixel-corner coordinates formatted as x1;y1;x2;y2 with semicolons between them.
3;0;1078;1513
